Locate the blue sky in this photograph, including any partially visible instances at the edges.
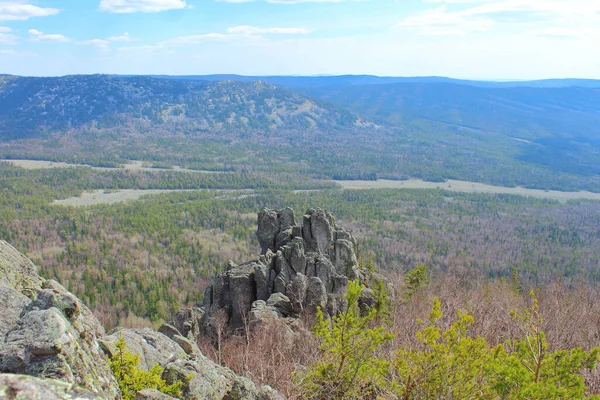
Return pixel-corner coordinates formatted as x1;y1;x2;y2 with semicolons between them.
0;0;598;79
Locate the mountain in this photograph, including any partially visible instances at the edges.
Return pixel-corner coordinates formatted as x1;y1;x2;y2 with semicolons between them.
143;74;600;89
293;82;600;176
0;75;359;139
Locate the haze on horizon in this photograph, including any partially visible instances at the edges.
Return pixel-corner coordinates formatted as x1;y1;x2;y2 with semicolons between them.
0;0;599;80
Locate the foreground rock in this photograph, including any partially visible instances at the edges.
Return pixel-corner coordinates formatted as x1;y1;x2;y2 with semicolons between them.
200;208;373;337
0;373;101;399
0;240;283;400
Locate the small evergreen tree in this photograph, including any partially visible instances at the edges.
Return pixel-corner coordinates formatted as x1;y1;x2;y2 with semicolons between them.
297;280;394;399
108;335;185;400
403;265;429;302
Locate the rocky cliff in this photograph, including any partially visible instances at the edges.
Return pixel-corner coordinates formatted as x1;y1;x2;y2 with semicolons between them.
198;208;376;338
0;239;281;400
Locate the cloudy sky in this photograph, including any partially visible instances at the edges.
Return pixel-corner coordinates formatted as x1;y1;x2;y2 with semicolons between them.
0;0;598;79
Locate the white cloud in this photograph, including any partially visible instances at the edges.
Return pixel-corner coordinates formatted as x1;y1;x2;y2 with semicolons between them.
80;32;131;50
28;28;70;42
227;26;311;35
0;32;16;43
0;2;59;21
0;26;11;32
153;26;310;47
99;0;188;13
396;0;600;36
395;5;494;35
107;32;131;42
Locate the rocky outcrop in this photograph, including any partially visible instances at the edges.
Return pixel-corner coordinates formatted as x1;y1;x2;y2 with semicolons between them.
0;239;119;399
201;208;369;334
0;240;283;400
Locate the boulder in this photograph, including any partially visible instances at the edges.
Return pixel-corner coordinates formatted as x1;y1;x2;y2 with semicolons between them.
158;323;181;340
0;307;119;398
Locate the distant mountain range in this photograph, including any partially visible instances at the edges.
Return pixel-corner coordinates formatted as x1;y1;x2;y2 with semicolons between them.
142;74;600;89
1;73;599;191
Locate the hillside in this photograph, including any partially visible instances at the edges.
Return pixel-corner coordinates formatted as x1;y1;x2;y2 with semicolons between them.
0;75;359;139
295;82;600;177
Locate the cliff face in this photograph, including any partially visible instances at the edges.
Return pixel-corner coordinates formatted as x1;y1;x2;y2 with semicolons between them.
0;239;281;400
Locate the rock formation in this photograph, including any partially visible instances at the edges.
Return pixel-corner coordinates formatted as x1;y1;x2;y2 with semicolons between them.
0;239;282;399
200;208;369;336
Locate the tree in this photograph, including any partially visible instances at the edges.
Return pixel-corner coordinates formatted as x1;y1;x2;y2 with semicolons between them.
108;335;185;400
488;292;600;399
403;265;429;302
395;297;492;399
296;280;394;399
394;296;600;400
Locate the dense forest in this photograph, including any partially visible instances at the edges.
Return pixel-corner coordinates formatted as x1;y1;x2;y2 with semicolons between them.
1;162;599;331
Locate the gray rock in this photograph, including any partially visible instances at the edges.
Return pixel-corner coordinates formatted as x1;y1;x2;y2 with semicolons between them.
249;300;280;326
0;285;30;340
279;207;296;229
257;208;279;254
158;323;181;340
306;277;328;310
0;240;44;293
285;237;306;275
315;256;335;292
136;389;178;400
228;265;256;329
266;293;294;317
286;273;308;311
100;328;186;371
0;373;101;399
32;280;105;338
195;207;379;338
254;263;270;302
172;307;204;341
0;308;118;398
172;334;200;357
309;209;334;255
162;357;281;400
334;239;359;278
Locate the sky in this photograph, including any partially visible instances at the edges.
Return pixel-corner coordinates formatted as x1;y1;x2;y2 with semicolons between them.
0;0;598;79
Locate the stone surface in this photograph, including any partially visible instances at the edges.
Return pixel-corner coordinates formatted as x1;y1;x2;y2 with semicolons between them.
0;240;44;293
0;286;30;340
0;373;101;399
0;307;119;399
100;328;186;371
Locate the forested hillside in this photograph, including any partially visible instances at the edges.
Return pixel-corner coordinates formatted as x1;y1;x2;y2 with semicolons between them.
0;75;359;139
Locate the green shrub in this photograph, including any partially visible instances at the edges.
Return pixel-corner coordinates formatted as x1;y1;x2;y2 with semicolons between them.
108;335;185;400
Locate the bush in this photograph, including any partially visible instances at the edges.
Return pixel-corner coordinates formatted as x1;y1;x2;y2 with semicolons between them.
108;335;185;400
